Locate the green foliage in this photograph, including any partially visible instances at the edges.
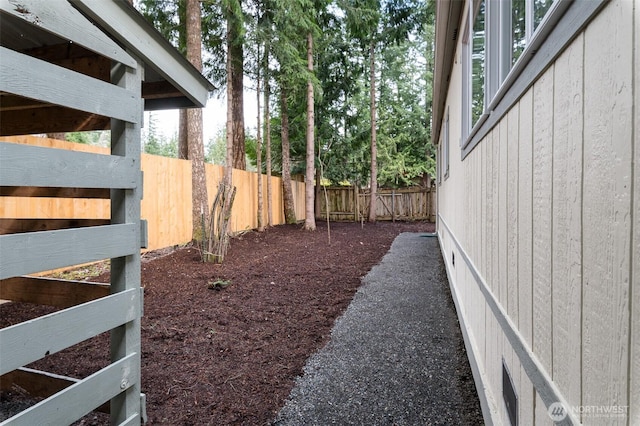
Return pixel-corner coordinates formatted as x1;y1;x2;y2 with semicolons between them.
142;113;178;158
207;278;232;290
207;128;258;170
66;131;110;147
138;0;227;93
243;132;258;171
143;134;178;158
376;35;434;186
205;129;228;165
135;0;437;188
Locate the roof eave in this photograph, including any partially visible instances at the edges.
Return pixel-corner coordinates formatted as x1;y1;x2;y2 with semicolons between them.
70;0;214;109
432;0;464;145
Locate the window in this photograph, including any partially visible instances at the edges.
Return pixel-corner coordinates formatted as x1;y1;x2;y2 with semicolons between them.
459;0;606;159
470;1;486;129
438;108;450;184
462;0;559;140
437;143;441;185
512;0;526;65
443;108;450;180
534;0;554;29
512;0;555;67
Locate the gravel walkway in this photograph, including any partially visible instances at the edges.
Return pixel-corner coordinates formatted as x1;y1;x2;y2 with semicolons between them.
272;233;484;426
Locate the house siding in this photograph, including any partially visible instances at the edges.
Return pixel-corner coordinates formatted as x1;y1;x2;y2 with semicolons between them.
436;0;638;424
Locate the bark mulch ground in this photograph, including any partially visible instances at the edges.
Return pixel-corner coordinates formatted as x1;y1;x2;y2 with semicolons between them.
1;221;442;425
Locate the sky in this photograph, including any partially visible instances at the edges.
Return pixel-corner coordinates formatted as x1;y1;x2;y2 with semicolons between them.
147;93;258;143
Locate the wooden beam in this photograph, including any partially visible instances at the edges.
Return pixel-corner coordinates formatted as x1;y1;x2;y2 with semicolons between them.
1;367;77;392
24;42;107;63
22;44;111;81
0;288;138;375
0;219;110;235
0;224;137;279
0;43;110;135
0;368;110;414
0;94;56;112
0;46;140;124
142;80;183;99
2;355;137;424
0;143;138;189
0;0;136;68
0;276;109;308
0;106;110;135
0;187;110;198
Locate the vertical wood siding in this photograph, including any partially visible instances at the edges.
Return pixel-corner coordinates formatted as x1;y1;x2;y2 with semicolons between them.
436;0;637;424
631;1;640;422
517;88;535;424
532;67;553;382
582;0;633;415
551;33;583;411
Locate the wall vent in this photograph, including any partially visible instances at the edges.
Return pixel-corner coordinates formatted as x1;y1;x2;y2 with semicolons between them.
503;360;518;426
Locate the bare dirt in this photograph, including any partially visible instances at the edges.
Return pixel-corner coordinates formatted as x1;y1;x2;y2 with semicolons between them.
1;221;437;425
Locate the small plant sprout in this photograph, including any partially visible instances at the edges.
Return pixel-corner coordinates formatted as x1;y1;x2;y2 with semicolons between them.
207;279;232;290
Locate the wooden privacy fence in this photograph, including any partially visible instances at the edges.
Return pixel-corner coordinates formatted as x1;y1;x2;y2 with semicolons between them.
0;136;306;251
318;186;435;222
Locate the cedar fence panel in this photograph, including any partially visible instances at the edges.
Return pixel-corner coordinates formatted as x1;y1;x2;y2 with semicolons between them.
318;186;435;222
0;136;306;250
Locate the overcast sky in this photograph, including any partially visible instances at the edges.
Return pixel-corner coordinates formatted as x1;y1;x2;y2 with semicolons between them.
147;90;258;143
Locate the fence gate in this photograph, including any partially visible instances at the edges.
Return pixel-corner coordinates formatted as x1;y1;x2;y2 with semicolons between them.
318;186;435;222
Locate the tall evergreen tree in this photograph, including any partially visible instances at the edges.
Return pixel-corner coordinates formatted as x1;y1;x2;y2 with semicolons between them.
342;0;381;221
139;0;437;228
226;0;247;170
303;32;316;230
185;0;209;240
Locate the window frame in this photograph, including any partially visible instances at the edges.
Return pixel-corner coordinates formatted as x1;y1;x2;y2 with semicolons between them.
460;0;607;159
443;108;450;181
462;0;490;141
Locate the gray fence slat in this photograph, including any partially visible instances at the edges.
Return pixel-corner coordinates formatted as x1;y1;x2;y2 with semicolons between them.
119;413;143;426
0;289;138;376
0;143;138;189
0;0;136;68
1;353;139;426
0;224;137;280
0;47;140;124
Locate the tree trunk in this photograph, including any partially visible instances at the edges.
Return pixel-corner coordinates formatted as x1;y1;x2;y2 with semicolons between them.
280;88;296;224
256;45;264;232
230;9;246;170
178;110;188;159
368;42;377;223
225;12;234;186
185;0;208;241
315;159;322;221
304;33;316;230
265;70;273;227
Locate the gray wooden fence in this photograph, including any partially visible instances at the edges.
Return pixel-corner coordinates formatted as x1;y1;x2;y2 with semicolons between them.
0;2;145;424
317;186;436;222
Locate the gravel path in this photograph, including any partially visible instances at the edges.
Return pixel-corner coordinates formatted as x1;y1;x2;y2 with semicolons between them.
272;233;484;426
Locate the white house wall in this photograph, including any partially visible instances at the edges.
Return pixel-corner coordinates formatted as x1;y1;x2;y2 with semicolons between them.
633;0;640;421
436;0;638;424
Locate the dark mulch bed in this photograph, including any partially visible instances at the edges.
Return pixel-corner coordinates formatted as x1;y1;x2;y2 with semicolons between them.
1;221;436;425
